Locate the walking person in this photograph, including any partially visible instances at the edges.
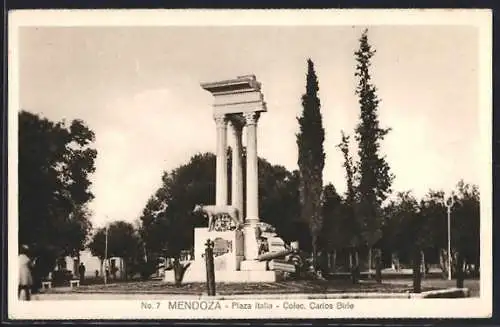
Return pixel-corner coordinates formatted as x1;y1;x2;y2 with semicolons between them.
18;245;33;301
78;262;86;285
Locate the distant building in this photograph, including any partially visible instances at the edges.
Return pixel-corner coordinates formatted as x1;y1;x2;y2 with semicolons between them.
60;250;126;279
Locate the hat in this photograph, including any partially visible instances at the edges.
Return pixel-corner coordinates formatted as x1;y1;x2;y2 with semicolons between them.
19;244;29;254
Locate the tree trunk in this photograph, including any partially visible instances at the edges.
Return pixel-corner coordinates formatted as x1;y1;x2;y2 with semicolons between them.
420;250;426;279
439;248;448;279
173;258;183;287
412;249;422;293
456;250;465;288
123;260;127;281
351;249;359;284
310;232;318;272
372;249;382;283
368;247;372;279
99;258;103;278
375;258;382;283
332;249;337;272
311;241;317;272
375;253;382;283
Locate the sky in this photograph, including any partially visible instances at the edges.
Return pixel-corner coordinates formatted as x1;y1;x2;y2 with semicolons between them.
18;24;481;227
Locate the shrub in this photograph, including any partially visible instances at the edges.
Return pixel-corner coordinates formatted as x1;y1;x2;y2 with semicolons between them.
138;261;157;280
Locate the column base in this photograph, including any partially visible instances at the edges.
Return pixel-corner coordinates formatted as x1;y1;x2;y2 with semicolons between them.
244;218;260;226
243;223;260;260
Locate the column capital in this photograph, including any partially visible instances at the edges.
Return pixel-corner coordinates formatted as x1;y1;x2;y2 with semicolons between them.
243;112;260;126
214;114;228;127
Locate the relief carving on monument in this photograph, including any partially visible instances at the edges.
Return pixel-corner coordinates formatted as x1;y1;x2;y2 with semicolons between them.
213;238;233;255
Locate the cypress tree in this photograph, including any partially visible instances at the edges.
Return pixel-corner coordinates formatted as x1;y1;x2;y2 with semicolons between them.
297;59;326;271
354;29;394;263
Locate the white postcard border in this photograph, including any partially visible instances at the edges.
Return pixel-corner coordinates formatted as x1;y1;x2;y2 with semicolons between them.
7;9;492;320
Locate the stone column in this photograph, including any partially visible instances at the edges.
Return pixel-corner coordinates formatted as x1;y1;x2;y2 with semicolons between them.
243;112;260;260
244;112;260;224
214;114;228;206
230;120;244;221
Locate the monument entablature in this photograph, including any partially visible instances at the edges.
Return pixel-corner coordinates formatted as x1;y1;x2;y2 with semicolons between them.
201;75;267;116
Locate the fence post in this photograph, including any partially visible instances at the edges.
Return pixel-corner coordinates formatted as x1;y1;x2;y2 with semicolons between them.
205;239;216;296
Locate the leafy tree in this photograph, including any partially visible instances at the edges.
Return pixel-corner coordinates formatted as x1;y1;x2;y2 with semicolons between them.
258;161;302;244
379;182;479;283
418;190;447;261
382;191;424;291
337;131;362;268
416;182;480;276
19;110;96;279
320;183;344;271
354;30;394;260
381;190;447;272
296;59;326;270
141;153;215;259
383;192;422;259
139;195;168;260
88;221;142;278
451;181;480;270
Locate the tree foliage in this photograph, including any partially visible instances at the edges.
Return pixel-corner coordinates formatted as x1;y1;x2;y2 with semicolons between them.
88;221;142;278
88;221;141;260
451;181;480;264
258;161;302;244
381;191;421;262
336;131;361;248
18;110;96;277
354;30;394;247
296;59;326;268
320;183;344;251
140;153;214;259
379;181;480;268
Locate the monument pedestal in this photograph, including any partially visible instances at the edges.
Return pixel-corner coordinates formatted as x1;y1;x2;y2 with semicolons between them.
164;227;282;283
240;260;267;271
164;266;281;283
194;227;245;271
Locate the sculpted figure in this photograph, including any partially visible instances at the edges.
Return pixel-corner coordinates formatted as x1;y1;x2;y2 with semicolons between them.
193;204;242;231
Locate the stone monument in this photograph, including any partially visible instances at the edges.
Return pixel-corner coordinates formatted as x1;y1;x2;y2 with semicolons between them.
164;75;285;283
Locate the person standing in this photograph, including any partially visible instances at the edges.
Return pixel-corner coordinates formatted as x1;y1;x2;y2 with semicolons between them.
78;262;86;285
18;245;33;301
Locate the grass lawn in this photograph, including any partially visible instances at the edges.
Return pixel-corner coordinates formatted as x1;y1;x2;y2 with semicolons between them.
42;278;477;296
